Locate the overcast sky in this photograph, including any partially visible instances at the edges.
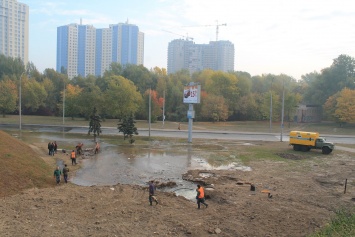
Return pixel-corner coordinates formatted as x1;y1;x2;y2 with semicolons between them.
21;0;355;79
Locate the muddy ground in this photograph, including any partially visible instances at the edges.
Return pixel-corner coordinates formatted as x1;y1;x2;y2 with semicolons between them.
0;142;354;237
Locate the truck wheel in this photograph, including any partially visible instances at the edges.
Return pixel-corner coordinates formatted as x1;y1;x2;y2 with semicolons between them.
322;147;331;154
293;145;301;151
301;146;309;152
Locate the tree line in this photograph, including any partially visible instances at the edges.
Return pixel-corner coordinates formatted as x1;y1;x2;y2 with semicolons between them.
0;54;354;124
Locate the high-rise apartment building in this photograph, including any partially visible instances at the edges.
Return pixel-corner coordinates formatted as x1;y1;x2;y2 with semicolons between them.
57;22;144;79
167;39;234;74
57;24;78;79
0;0;29;65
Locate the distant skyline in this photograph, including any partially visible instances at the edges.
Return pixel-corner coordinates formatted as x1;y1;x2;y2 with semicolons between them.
21;0;355;79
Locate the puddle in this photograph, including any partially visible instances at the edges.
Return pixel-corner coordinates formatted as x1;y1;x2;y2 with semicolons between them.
192;158;252;171
5;130;251;199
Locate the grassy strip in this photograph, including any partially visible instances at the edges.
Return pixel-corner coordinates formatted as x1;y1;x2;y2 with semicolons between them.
309;209;355;237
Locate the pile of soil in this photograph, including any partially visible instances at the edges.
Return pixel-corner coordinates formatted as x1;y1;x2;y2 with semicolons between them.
0;141;354;236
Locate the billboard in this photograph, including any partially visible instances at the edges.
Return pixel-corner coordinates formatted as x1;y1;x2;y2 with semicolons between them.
183;85;201;104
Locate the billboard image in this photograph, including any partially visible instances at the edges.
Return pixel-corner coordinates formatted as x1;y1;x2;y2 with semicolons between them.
183;85;201;104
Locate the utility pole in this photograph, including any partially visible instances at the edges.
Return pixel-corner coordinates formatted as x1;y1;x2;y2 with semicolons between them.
280;79;285;141
149;88;151;138
162;90;165;127
19;72;25;133
269;78;273;133
63;80;65;127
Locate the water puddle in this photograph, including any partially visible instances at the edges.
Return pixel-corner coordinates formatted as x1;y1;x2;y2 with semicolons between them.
6;130;251;199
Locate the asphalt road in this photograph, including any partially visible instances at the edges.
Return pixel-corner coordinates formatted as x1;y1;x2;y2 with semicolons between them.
1;124;355;144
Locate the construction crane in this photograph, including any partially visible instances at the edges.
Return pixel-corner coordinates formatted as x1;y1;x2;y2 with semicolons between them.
162;29;194;41
181;21;227;41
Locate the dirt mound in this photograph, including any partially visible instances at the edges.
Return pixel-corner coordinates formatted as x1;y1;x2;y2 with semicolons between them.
0;131;53;197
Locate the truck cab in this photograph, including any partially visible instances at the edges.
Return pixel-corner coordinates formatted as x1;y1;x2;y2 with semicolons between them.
315;137;334;154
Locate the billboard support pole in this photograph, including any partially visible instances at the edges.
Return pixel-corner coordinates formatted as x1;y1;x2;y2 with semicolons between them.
183;82;200;143
188;103;193;143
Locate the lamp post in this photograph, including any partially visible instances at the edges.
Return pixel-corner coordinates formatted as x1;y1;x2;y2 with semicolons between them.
280;79;285;141
269;78;273;133
19;72;25;132
62;80;65;126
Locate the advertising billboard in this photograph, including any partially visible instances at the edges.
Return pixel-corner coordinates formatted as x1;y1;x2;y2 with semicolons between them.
183;85;201;104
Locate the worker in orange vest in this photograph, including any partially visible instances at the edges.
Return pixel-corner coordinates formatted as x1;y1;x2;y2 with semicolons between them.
71;150;77;165
196;184;208;209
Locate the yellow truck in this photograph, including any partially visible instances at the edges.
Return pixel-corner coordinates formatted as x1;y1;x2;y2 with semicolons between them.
289;131;334;154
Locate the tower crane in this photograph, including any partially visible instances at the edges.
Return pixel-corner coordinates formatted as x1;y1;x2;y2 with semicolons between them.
181;21;227;41
162;29;194;41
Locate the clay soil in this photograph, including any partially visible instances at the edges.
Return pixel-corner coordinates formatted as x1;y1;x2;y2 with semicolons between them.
1;141;354;237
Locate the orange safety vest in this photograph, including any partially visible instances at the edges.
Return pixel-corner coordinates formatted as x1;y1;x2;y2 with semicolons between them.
71;151;76;159
198;187;205;199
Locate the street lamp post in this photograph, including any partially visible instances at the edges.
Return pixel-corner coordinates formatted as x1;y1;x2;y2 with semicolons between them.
280;79;285;141
63;80;65;126
269;78;273;133
19;72;25;132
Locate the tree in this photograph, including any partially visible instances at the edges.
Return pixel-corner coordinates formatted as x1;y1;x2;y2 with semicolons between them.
0;78;18;116
76;84;103;120
102;75;142;119
138;89;164;122
200;94;228;122
62;84;82;119
21;77;47;113
88;107;102;142
334;88;355;123
118;114;138;144
323;92;340;121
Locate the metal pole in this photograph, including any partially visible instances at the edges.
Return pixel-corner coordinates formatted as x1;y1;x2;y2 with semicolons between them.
162;90;165;127
188;104;193;143
269;93;272;133
269;78;273;133
280;80;285;141
63;80;65;126
19;72;24;132
149;88;151;138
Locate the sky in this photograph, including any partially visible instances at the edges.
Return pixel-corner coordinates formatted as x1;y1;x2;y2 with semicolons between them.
20;0;355;79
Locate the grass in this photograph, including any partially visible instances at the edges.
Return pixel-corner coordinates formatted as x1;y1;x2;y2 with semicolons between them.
1;115;355;135
0;130;54;197
309;209;355;237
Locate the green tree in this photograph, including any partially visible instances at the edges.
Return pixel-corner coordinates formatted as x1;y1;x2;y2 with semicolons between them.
102;75;142;119
200;94;228;122
88;107;102;142
118;114;138;144
0;54;25;79
0;78;18;116
122;64;155;93
76;84;103;120
21;77;47;113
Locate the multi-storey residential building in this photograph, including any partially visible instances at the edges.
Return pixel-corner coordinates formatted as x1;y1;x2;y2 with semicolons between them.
57;22;144;79
0;0;29;65
78;24;96;77
95;28;112;77
167;39;234;74
167;39;193;74
57;24;78;79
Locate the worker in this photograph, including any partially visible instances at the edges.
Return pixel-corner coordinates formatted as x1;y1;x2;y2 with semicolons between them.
71;150;77;165
196;184;208;209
